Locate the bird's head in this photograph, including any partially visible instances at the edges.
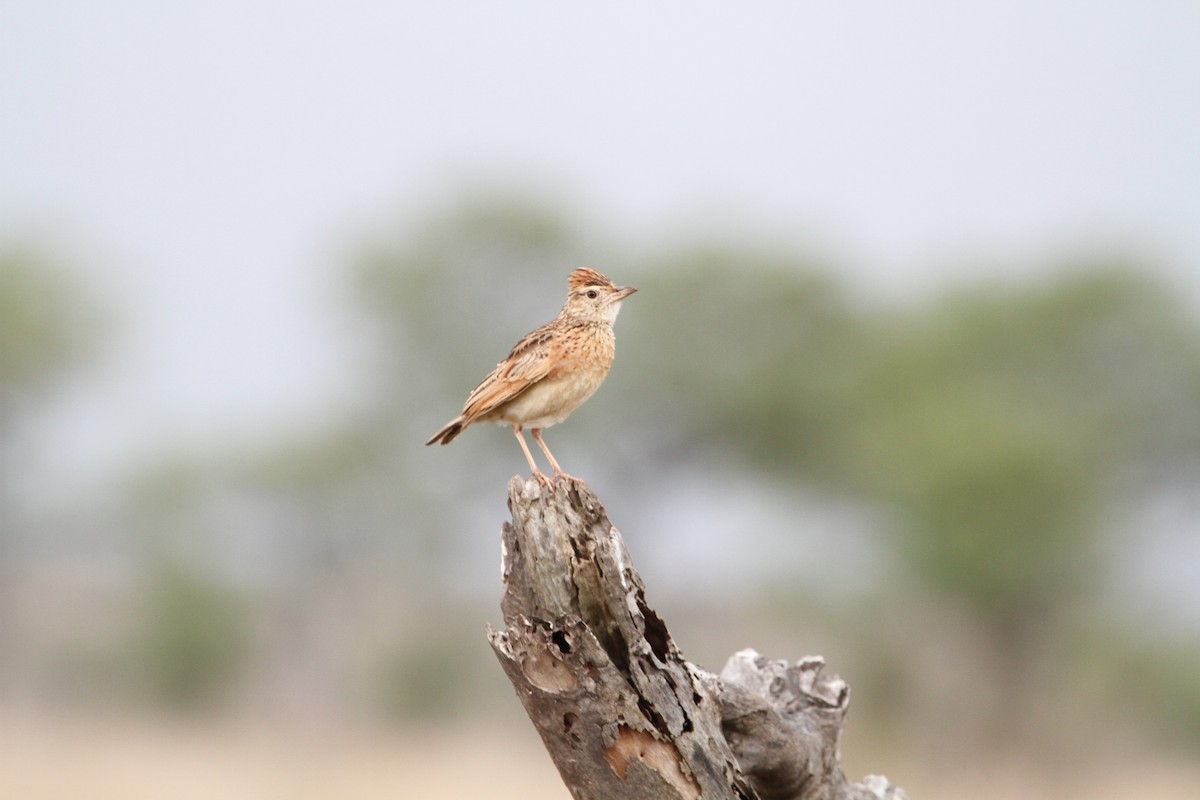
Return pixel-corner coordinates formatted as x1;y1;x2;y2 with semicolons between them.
562;267;637;324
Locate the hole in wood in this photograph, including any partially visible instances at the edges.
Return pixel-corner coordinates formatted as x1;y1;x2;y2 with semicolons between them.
521;639;578;693
638;595;672;663
563;712;581;743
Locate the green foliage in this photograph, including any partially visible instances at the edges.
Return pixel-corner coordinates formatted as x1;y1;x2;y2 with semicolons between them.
352;192;583;389
1071;625;1200;749
372;633;491;721
311;193;1200;747
1132;644;1200;747
0;245;103;413
78;190;1193;743
623;244;858;475
633;258;1200;627
350;196;1200;640
852;271;1198;622
134;565;251;710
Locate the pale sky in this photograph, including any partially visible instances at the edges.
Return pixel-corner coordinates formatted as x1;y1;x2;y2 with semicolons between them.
3;2;1199;473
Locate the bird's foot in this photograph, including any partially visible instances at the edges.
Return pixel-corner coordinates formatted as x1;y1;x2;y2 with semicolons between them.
550;470;583;486
532;469;555;489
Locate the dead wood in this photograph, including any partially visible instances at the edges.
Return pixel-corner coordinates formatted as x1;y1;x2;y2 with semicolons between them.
487;476;907;800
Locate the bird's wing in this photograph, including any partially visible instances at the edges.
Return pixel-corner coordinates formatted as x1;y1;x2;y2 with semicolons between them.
459;324;558;422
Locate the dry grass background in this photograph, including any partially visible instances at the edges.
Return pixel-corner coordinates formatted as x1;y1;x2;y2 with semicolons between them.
0;713;566;800
2;712;1197;799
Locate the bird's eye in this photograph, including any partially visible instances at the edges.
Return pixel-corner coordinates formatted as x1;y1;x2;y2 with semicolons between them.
586;290;598;299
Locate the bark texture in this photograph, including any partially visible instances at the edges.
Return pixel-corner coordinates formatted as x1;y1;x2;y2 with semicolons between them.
488;476;907;800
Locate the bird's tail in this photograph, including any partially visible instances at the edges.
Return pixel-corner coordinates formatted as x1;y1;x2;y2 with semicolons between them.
425;416;466;446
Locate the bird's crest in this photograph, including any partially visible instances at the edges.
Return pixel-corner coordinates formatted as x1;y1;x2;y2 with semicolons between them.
568;267;615;292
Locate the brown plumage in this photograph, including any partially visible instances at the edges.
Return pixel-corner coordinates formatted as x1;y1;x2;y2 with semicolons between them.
426;267;637;485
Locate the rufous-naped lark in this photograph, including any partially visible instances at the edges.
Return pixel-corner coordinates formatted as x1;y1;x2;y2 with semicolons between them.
426;268;636;485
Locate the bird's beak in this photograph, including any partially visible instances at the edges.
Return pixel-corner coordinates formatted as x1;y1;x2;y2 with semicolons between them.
605;286;637;304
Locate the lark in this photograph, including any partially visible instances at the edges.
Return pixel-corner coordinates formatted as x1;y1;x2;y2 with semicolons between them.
426;268;637;486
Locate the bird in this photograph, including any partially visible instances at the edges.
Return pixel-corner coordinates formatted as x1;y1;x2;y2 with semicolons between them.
426;267;637;486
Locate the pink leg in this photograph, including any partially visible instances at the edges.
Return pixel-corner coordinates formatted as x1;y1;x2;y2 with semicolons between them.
531;428;576;482
513;425;552;486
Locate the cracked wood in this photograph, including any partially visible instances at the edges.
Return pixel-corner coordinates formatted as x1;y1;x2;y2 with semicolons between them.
487;476;906;800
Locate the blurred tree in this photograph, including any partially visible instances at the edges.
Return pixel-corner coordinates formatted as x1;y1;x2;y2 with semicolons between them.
114;192;605;721
836;271;1200;746
0;246;101;417
618;243;858;475
352;190;589;408
341;188;600;551
629;251;1200;748
0;245;105;665
135;564;251;710
118;188;1200;744
342;195;1200;741
841;272;1200;615
122;454;253;711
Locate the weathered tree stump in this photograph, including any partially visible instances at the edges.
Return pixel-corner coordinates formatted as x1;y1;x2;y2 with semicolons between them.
488;476;907;800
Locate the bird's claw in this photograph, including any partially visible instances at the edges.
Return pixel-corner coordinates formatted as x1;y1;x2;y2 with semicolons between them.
550;470;582;486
